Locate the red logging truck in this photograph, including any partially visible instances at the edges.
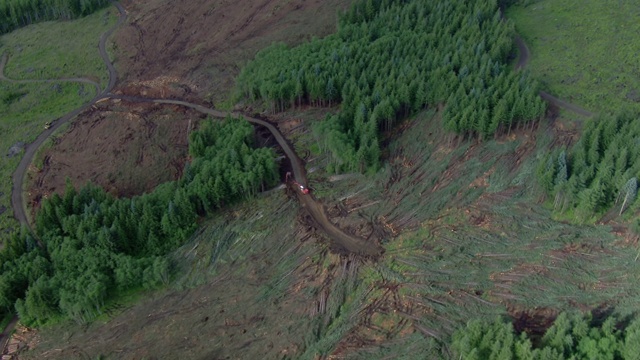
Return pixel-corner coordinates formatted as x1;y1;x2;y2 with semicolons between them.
285;172;309;194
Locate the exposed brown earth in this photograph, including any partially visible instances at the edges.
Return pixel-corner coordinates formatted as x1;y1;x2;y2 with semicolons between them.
27;102;201;212
7;0;620;358
23;0;352;215
114;0;351;101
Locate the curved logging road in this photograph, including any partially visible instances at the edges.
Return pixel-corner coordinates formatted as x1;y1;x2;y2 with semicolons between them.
1;1;128;354
100;1;127;93
514;35;594;118
7;1;382;258
0;53;101;95
8;0;127;233
109;95;384;257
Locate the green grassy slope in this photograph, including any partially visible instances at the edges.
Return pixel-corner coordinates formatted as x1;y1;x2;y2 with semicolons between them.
0;9;114;243
507;0;640;114
0;7;116;87
21;109;640;359
0;82;92;239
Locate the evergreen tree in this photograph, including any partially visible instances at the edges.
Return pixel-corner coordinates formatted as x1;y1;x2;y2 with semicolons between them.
0;117;279;323
537;110;640;219
237;0;545;172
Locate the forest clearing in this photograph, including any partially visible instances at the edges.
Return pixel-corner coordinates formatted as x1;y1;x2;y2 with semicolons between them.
1;0;640;358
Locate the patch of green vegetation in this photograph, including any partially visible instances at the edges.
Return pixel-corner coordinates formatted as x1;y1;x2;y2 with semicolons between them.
212;97;235;111
171;192;302;288
0;6;116;87
301;280;369;359
452;312;640;359
92;286;149;323
0;81;92;244
507;0;640;114
238;0;545;172
2;118;278;326
537;110;640;223
0;0;109;35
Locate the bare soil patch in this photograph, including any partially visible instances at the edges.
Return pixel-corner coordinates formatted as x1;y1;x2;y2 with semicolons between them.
28;0;351;220
114;0;351;101
28;102;202;211
508;306;558;344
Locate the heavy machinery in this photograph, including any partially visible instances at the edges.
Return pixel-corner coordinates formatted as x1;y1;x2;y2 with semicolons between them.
296;183;310;194
285;172;309;194
44;122;52;129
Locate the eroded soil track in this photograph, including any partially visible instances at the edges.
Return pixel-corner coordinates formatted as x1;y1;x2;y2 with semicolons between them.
7;0;128;230
7;1;382;259
109;95;384;257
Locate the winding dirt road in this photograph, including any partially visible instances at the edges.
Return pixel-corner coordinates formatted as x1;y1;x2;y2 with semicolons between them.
7;1;382;258
7;1;127;232
109;95;383;257
100;1;127;93
514;35;594;118
0;53;101;95
1;2;128;353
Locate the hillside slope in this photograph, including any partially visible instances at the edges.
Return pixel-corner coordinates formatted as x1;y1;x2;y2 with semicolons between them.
114;0;351;101
9;0;640;358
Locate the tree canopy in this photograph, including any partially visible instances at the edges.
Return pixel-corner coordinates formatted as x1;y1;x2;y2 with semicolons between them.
537;110;640;220
0;117;279;325
452;312;640;360
0;0;109;34
237;0;546;172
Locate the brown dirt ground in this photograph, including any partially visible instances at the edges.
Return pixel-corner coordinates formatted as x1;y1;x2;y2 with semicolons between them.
114;0;351;102
27;0;351;216
27;101;204;212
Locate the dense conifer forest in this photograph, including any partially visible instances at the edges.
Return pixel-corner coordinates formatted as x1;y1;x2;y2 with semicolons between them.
452;312;640;359
537;110;640;220
0;0;108;34
5;0;638;356
237;0;546;172
0;118;279;324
